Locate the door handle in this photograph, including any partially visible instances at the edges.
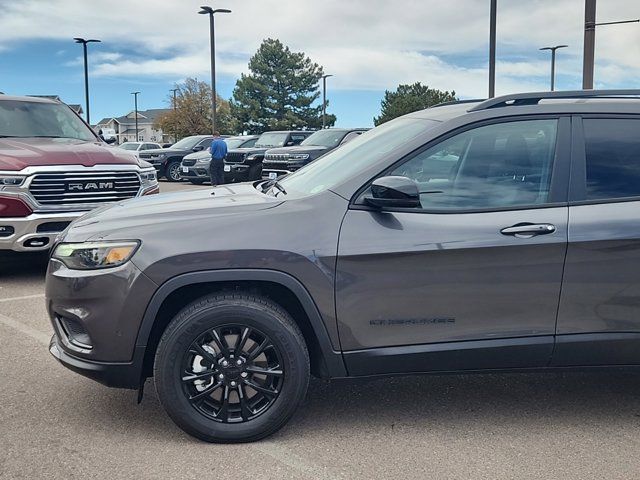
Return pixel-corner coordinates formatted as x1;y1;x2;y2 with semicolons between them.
500;223;556;237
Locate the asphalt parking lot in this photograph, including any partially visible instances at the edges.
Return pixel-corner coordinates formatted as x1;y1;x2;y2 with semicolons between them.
2;181;640;479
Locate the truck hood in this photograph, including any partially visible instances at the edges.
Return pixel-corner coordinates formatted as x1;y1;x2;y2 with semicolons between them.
266;145;328;155
0;137;140;171
66;183;283;241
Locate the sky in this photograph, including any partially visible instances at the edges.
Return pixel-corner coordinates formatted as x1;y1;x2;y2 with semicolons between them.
0;0;639;128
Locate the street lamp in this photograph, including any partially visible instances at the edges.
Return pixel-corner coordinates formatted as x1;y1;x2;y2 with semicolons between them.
488;0;497;98
73;37;101;125
582;0;639;89
539;45;568;91
198;6;231;134
170;88;179;143
131;91;140;142
321;74;333;128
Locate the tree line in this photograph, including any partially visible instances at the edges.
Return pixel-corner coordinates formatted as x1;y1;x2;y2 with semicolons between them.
155;38;456;136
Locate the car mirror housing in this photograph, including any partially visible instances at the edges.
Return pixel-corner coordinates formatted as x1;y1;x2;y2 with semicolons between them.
364;176;421;209
193;145;204;152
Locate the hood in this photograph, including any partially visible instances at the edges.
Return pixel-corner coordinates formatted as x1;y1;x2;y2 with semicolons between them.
0;137;140;171
228;146;270;155
141;147;191;156
183;150;211;161
66;183;283;241
266;145;328;155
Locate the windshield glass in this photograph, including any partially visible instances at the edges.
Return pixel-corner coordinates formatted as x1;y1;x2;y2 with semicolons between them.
279;117;439;195
301;129;349;147
255;132;289;148
0;100;96;141
171;136;204;150
120;142;140;150
225;138;248;149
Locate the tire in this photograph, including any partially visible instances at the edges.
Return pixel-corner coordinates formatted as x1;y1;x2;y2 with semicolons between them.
154;292;310;443
165;160;182;182
248;163;262;181
189;179;205;185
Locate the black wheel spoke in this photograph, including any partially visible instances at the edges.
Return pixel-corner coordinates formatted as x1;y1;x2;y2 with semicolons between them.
215;386;230;422
237;384;253;421
236;327;251;354
211;329;231;357
249;338;272;360
244;379;278;398
182;369;218;383
245;365;283;377
188;381;223;402
191;343;217;364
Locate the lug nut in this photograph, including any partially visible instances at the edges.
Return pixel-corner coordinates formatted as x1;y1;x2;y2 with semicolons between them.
236;359;242;366
241;372;248;378
230;381;237;387
222;360;229;367
218;374;224;380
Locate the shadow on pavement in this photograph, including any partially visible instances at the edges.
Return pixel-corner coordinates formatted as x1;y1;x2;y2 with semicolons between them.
0;251;49;279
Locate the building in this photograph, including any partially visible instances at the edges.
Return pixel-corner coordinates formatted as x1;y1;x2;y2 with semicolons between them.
27;95;83;115
95;109;172;144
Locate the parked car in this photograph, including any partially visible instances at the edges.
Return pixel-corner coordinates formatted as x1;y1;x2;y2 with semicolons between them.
47;89;640;443
118;141;163;157
0;95;158;252
224;130;313;182
139;135;213;182
262;128;368;179
181;135;259;184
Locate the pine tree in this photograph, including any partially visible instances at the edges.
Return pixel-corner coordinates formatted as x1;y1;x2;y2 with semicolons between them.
374;83;457;126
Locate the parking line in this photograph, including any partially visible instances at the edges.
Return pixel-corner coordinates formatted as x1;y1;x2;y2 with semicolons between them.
253;442;346;480
0;293;46;303
0;312;50;346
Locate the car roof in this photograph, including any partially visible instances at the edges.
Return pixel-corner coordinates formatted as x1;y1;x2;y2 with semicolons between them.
0;94;59;104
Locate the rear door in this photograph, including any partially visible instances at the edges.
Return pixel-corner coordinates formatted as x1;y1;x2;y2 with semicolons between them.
337;116;571;375
553;115;640;366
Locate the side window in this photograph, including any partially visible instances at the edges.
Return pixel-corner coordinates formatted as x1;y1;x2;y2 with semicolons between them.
290;134;306;145
242;138;257;148
388;119;558;210
583;118;640;200
199;138;213;149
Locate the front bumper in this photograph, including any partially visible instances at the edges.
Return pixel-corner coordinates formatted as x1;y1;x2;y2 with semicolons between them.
180;164;210;180
49;334;144;389
0;211;85;252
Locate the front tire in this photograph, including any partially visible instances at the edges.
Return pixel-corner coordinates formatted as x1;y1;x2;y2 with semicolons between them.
165;160;182;182
154;292;310;443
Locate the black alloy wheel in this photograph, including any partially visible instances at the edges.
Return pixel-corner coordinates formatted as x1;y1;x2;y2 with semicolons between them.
166;161;182;182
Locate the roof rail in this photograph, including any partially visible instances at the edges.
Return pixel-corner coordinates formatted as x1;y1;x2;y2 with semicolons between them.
468;89;640;112
432;99;485;108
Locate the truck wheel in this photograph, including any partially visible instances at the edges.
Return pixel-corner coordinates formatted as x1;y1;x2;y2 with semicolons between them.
248;164;262;181
154;292;310;443
165;161;182;182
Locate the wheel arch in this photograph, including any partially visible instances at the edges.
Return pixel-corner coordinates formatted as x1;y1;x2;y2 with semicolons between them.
137;269;346;380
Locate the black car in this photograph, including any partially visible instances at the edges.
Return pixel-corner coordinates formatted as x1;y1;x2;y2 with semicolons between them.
262;128;368;179
47;89;640;443
139;135;213;182
180;136;259;184
224;130;313;182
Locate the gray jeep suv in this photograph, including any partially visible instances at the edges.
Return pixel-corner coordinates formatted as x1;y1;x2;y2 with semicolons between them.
46;90;640;443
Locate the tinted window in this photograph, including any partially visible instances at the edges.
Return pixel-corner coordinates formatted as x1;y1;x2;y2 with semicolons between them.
290;134;307;145
240;137;257;148
388;119;558;210
584;118;640;200
198;138;213;149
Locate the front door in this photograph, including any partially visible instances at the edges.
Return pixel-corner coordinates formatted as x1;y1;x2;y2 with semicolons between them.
336;117;570;375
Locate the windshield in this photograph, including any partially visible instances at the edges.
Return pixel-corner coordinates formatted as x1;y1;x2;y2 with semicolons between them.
171;136;204;150
255;132;289;148
0;100;96;141
120;142;140;150
300;129;349;148
225;138;248;149
279;117;439;195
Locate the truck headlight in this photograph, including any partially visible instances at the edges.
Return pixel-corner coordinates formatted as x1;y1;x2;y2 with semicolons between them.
289;154;309;160
53;241;140;270
0;175;26;188
139;170;157;188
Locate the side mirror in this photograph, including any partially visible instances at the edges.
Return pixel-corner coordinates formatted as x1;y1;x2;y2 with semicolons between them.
192;145;204;151
364;176;421;209
286;141;295;146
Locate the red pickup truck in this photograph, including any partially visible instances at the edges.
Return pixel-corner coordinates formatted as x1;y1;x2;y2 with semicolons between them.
0;95;159;252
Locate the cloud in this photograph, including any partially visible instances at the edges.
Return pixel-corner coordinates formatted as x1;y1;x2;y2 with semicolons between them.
0;0;638;97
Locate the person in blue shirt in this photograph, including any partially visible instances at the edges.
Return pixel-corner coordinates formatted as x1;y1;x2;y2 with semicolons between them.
209;132;228;186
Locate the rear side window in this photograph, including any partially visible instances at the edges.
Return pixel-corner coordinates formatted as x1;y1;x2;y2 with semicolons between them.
584;118;640;200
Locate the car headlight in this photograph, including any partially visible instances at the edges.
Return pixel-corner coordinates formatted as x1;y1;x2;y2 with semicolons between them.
153;153;166;160
195;158;210;164
0;175;26;188
139;170;157;188
53;241;140;270
246;154;259;160
289;154;309;160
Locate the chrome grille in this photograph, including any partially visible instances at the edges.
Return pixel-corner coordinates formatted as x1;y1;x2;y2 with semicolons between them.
29;171;141;205
225;152;246;163
182;159;197;166
264;153;290;161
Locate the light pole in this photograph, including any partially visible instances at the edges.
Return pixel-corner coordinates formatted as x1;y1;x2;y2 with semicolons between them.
488;0;497;98
540;45;568;91
170;88;179;143
73;37;101;125
131;91;140;142
321;74;333;128
198;6;231;134
582;0;639;89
